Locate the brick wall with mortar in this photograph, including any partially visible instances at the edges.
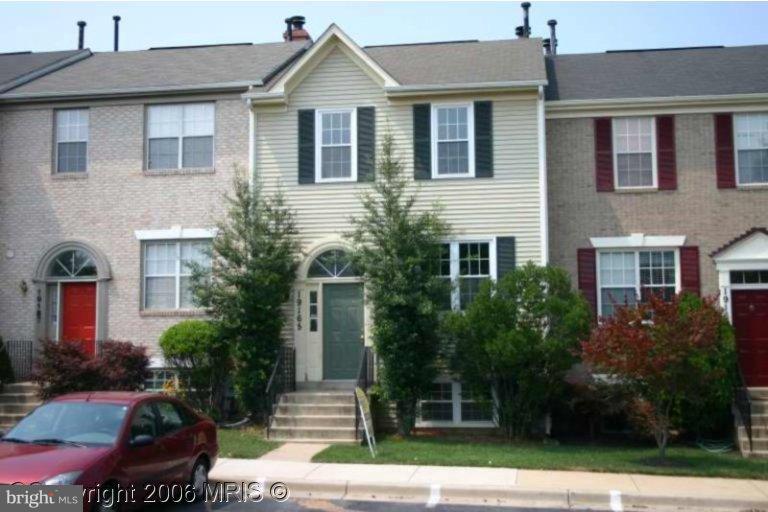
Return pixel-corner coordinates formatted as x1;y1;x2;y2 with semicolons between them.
0;96;248;358
548;113;768;297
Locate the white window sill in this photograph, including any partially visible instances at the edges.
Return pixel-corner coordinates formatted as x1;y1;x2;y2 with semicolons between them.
613;187;658;194
143;167;215;177
736;183;768;190
315;177;357;184
140;309;209;318
431;173;476;181
52;172;88;180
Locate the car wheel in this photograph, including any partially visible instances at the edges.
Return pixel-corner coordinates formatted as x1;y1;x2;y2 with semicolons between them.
93;484;120;512
190;458;209;501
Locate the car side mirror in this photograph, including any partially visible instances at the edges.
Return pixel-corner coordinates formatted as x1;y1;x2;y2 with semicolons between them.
130;434;155;448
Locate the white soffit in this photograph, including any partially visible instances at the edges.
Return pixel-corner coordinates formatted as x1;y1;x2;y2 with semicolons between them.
590;233;686;249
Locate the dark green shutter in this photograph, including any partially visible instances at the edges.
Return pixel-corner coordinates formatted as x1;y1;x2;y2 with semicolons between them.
474;101;493;178
357;107;376;182
496;237;516;281
298;109;315;184
413;104;431;180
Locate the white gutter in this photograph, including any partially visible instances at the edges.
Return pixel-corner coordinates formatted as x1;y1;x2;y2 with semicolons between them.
384;79;547;97
0;49;92;94
537;85;549;266
247;97;257;189
0;80;262;102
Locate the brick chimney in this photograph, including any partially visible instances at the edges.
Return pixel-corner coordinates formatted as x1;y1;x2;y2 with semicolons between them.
283;16;311;42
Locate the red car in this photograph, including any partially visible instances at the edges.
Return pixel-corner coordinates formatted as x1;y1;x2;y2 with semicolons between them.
0;392;218;511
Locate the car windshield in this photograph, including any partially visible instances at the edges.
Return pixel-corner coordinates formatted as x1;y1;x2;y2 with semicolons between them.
4;402;129;446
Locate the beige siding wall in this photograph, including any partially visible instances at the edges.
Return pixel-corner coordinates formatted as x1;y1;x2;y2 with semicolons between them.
255;46;543;261
0;97;248;357
548;112;768;297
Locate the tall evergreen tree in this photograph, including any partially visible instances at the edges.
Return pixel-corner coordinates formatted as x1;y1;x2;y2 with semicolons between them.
348;134;450;436
190;170;299;416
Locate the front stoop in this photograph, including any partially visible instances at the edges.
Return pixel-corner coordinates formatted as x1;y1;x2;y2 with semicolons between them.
736;388;768;458
0;382;41;431
269;391;359;444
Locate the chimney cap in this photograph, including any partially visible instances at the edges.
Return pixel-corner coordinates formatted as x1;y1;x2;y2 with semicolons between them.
521;2;531;7
77;20;86;27
113;15;121;21
548;19;557;26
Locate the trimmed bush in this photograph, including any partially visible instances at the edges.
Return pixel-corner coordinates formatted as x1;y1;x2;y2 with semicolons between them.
32;340;150;400
159;320;231;419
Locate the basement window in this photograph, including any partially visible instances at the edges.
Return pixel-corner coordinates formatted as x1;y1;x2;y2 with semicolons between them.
418;380;494;427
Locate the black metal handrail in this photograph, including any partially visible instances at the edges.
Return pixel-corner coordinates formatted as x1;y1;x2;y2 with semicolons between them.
265;346;295;439
735;363;753;453
354;346;374;441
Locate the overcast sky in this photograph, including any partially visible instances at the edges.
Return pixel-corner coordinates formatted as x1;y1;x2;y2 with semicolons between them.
2;1;767;55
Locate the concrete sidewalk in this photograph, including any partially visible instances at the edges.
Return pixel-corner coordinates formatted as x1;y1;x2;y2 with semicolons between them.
210;456;768;511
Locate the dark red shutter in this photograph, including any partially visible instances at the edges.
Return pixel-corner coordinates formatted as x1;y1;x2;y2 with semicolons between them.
715;114;736;189
578;248;598;319
594;118;614;192
680;246;701;296
656;116;677;190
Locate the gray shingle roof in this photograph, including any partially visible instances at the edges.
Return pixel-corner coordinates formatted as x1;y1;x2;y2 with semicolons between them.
3;41;308;99
365;38;547;86
0;50;88;93
545;45;768;101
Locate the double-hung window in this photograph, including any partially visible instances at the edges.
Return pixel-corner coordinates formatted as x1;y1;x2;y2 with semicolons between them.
419;381;493;425
315;109;356;182
55;109;89;173
143;240;211;310
440;240;494;311
734;113;768;186
598;249;678;317
432;104;474;178
613;117;656;189
147;103;214;170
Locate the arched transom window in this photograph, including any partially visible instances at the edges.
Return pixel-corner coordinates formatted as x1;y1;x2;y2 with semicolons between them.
48;249;97;278
307;249;359;278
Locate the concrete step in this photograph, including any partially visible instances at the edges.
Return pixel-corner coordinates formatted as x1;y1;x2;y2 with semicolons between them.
0;393;41;405
271;415;355;428
748;388;768;401
280;392;354;406
0;412;29;424
750;414;768;428
749;401;768;415
268;437;359;444
296;381;356;391
1;383;38;393
738;425;768;440
276;403;356;416
268;426;358;441
740;438;768;452
0;403;40;415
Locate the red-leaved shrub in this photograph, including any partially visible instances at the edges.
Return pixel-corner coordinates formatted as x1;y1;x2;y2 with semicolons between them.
32;340;150;399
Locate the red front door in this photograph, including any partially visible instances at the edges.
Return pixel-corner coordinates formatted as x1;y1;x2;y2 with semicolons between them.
60;282;96;356
733;289;768;387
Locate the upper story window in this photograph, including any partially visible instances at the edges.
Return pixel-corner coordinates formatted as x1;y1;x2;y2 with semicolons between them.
143;239;211;310
55;109;88;173
613;117;656;189
432;104;475;178
147;103;214;170
440;240;494;311
315;109;357;182
734;113;768;186
598;249;678;317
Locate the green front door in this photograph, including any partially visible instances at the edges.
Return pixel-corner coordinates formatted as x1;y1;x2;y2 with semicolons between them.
323;283;364;380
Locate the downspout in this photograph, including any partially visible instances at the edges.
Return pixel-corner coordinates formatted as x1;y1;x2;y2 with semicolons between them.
537;85;549;265
247;95;256;189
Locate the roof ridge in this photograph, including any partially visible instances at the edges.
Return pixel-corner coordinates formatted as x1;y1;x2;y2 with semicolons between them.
365;39;479;49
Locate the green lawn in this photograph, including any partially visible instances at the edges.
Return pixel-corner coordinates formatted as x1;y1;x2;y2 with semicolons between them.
218;427;279;459
313;437;768;480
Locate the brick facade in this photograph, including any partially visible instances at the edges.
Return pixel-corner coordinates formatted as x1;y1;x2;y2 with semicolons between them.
0;96;248;357
547;112;768;297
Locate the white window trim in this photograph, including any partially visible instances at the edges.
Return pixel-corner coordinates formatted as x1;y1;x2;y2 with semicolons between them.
733;112;768;188
134;226;217;241
54;108;89;173
145;102;216;171
590;234;686;249
142;239;211;311
596;248;682;317
431;102;475;179
417;378;496;428
612;116;658;190
442;237;497;311
315;108;357;183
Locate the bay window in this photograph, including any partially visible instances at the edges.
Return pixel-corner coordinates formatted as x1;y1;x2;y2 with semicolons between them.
734;113;768;185
143;240;211;310
598;249;678;317
147;103;214;170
